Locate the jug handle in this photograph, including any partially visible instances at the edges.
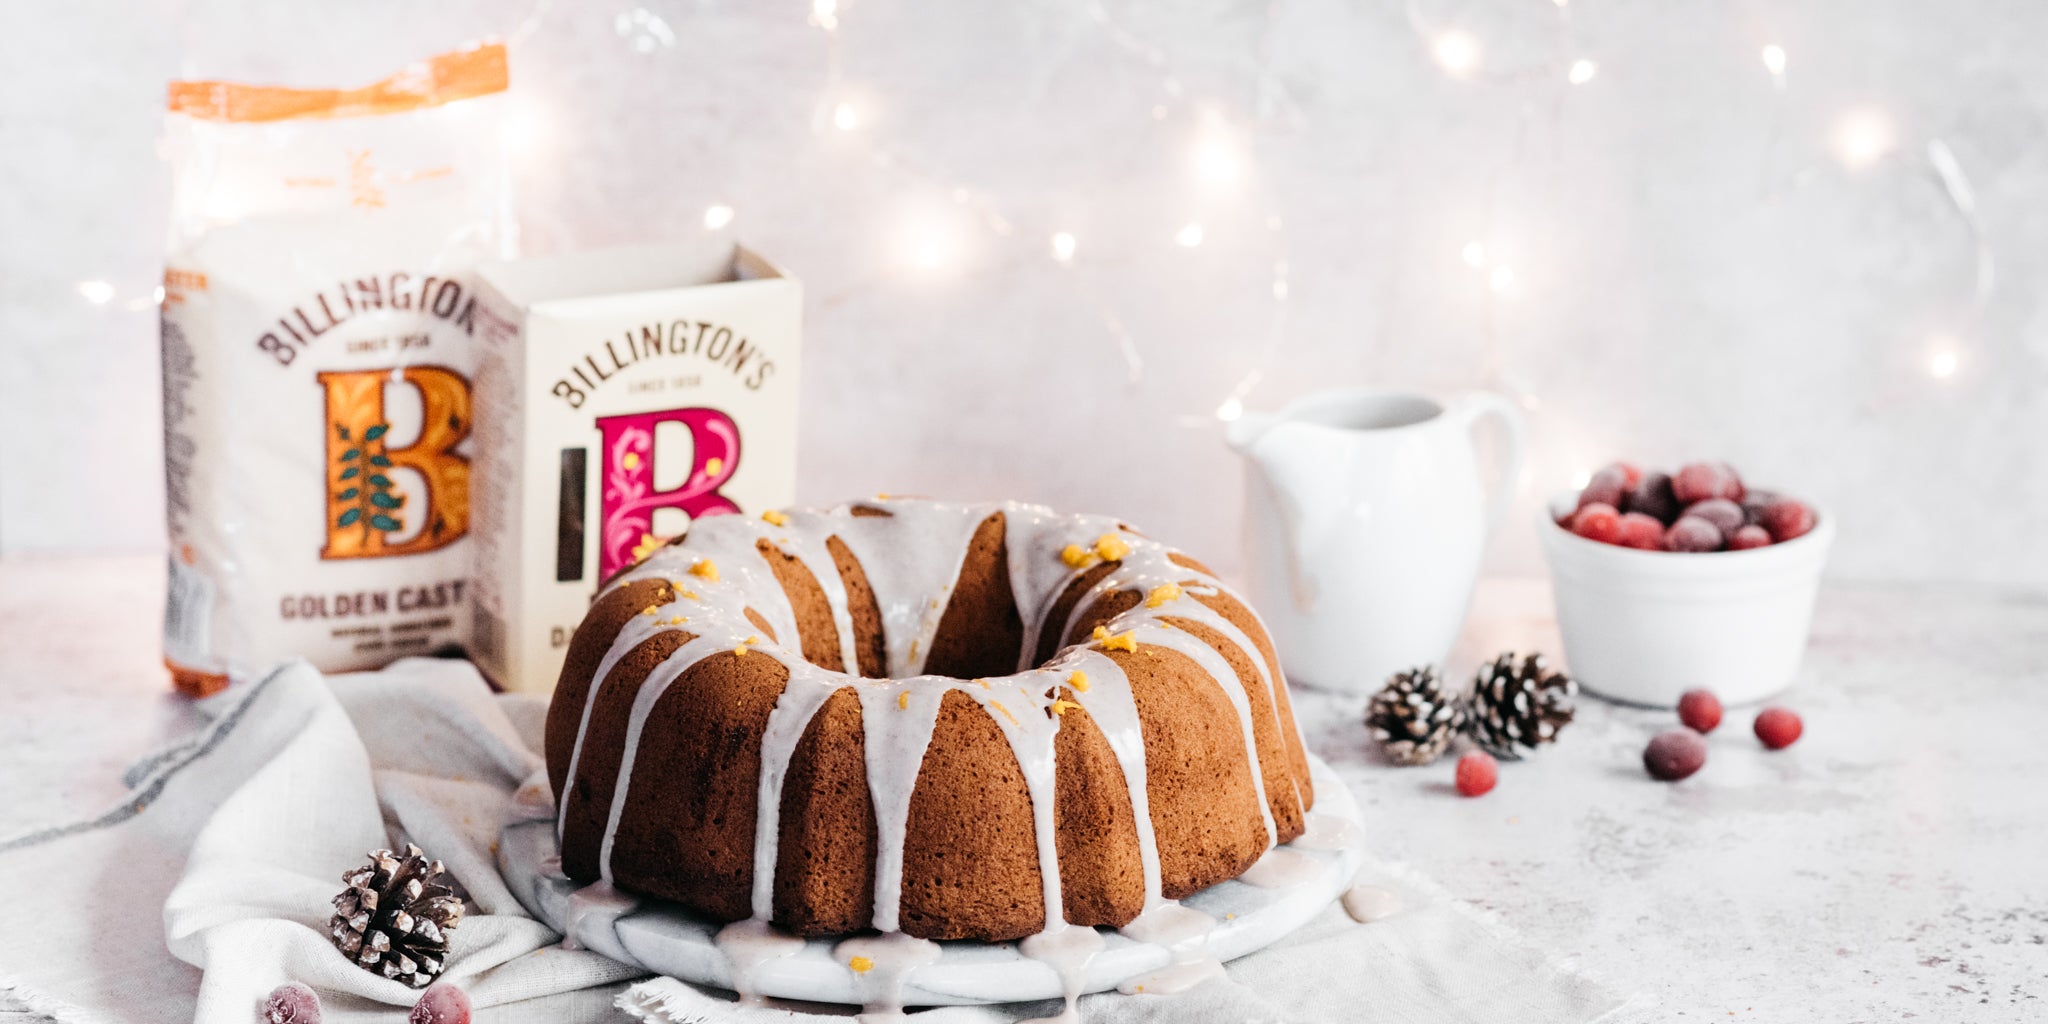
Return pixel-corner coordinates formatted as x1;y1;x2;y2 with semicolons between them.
1452;391;1526;532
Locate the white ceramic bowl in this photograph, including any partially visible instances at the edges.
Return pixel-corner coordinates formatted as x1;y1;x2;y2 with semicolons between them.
1538;491;1834;707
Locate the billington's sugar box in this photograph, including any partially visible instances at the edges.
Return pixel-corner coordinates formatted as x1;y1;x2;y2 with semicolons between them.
470;241;801;693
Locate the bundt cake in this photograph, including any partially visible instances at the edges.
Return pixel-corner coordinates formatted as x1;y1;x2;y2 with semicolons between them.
544;497;1315;943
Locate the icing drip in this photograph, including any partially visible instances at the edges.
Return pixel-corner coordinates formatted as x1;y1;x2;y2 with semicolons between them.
1019;924;1105;1024
856;682;946;933
749;672;838;920
1117;902;1223;996
1342;884;1402;923
1293;811;1362;851
1239;846;1322;889
713;919;805;1005
559;880;638;951
835;932;942;1022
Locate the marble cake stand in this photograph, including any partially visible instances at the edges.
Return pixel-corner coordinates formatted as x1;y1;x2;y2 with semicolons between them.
499;755;1365;1008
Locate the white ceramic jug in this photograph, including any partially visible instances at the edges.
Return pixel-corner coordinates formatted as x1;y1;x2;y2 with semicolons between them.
1226;389;1525;692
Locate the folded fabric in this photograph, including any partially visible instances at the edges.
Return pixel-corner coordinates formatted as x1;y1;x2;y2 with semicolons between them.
2;657;1638;1024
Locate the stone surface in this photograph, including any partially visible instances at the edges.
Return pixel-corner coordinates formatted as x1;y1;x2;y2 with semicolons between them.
4;1;2048;589
2;558;2045;1020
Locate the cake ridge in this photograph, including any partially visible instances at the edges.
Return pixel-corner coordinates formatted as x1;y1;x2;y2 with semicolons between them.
549;497;1316;945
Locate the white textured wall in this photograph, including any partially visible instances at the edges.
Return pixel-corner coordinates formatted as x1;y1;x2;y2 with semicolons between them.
3;0;2044;585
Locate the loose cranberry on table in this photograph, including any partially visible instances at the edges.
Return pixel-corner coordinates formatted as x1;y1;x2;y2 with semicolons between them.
1643;729;1709;781
1455;750;1498;797
1677;689;1723;733
1754;707;1804;749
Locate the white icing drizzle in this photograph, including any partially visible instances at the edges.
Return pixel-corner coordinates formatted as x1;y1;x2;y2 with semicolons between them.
1342;884;1402;923
1293;811;1362;852
1238;846;1322;889
556;498;1317;1014
713;918;804;1005
1116;902;1223;996
835;932;942;1022
558;880;639;952
1020;924;1105;1024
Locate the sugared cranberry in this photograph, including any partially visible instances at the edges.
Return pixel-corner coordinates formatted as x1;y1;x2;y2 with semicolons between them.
1728;524;1773;550
1673;462;1742;505
1607;461;1644;489
1569;502;1622;544
1683;498;1744;536
1664;517;1723;552
1615;512;1666;550
1716;461;1748;501
1455;750;1498;797
1643;729;1708;781
1754;707;1803;749
1624;471;1682;524
410;984;471;1024
1740;490;1779;526
1760;500;1817;543
262;984;322;1024
1677;689;1723;733
1578;466;1629;511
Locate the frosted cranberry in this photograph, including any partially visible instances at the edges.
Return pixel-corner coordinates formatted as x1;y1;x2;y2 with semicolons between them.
1683;498;1744;536
1569;502;1622;544
1455;750;1498;797
1761;500;1816;543
1643;729;1708;781
1741;490;1779;527
1615;512;1666;550
1577;466;1629;511
1728;525;1773;550
1605;461;1644;489
1624;471;1681;524
262;984;322;1024
1677;689;1723;733
1663;517;1722;552
1673;462;1742;505
1754;707;1803;749
410;984;471;1024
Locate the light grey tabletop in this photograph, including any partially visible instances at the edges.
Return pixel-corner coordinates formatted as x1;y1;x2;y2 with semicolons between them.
2;555;2044;1021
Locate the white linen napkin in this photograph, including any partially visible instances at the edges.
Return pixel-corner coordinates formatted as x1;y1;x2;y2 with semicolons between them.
0;657;1639;1023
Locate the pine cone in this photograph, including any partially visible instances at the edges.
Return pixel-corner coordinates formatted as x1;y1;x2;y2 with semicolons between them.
1366;665;1468;766
1467;652;1577;758
330;845;464;987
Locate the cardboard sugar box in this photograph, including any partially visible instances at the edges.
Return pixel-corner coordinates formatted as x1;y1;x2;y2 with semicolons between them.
470;241;801;693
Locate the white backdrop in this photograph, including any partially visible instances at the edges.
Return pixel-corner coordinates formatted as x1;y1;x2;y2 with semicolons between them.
3;0;2043;584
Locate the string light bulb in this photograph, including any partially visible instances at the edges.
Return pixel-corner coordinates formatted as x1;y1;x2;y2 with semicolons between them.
702;204;735;230
1461;241;1488;268
1050;231;1077;263
1194;138;1240;188
1432;31;1481;77
810;0;838;31
1568;59;1597;85
1831;107;1897;168
832;102;859;131
1929;343;1959;379
1175;222;1205;248
1489;266;1515;293
77;280;114;305
1760;44;1787;77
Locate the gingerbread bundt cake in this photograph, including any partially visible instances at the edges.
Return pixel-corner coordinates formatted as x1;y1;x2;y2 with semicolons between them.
544;498;1315;942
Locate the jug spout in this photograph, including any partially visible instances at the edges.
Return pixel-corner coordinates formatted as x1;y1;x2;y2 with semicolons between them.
1223;410;1280;455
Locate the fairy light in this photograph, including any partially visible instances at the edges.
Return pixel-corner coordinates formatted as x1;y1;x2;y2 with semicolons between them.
832;102;859;131
1831;107;1896;168
1175;222;1205;248
1488;266;1515;293
1461;241;1488;268
1432;31;1481;77
1760;44;1787;78
702;204;735;230
1215;396;1245;422
77;280;114;305
1050;231;1077;263
809;0;838;32
1568;59;1598;85
1929;343;1959;380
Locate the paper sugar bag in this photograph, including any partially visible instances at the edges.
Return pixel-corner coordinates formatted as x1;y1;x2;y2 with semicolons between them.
159;43;515;694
